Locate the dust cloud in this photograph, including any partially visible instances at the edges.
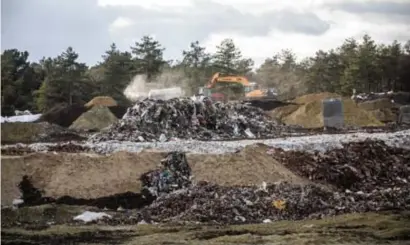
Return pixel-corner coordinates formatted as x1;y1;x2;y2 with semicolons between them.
123;70;192;101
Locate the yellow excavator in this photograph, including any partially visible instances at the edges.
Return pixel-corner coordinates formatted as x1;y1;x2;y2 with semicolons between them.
200;72;277;102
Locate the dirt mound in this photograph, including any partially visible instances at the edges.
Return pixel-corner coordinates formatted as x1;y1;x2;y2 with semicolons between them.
69;106;118;131
85;96;118;108
358;98;399;123
1;122;84;145
271;93;383;128
187;144;306;186
1;151;165;205
39;103;88;127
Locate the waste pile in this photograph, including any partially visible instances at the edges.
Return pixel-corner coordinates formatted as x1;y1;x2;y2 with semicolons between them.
268;140;410;192
90;98;286;142
134;140;410;224
140;152;192;197
69;105;118;131
139;182;409;224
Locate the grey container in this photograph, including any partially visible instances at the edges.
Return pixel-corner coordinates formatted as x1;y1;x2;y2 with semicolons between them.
399;105;410;125
322;98;344;128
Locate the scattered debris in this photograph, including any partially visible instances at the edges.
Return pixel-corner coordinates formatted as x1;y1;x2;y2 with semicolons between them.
90;98;286;142
1;143;90;155
73;211;112;223
140;152;192;196
269;140;410;192
141;181;410;224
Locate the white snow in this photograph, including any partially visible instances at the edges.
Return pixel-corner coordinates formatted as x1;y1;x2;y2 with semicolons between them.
1;114;41;123
73;211;112;223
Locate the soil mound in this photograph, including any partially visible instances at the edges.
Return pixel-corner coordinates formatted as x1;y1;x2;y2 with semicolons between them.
271;93;383;128
187;144;306;186
1;151;165;205
358;98;399;123
85;96;117;108
39;103;88;127
69;106;118;131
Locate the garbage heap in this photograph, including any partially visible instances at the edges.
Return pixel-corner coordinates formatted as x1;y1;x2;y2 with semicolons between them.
140;152;192;197
137;140;410;224
90;98;285;142
268;139;410;192
141;182;409;224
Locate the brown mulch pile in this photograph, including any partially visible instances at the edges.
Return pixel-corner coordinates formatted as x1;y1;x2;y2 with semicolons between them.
268;140;410;192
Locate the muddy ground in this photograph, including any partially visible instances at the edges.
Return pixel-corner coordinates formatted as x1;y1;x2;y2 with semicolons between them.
2;204;409;245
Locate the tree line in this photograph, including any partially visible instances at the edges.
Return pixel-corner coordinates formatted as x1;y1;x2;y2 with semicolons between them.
2;34;410;116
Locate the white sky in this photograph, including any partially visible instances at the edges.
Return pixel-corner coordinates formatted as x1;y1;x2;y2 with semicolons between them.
2;0;409;67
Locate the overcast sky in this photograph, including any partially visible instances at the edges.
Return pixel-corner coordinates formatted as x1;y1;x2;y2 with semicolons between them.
1;0;409;67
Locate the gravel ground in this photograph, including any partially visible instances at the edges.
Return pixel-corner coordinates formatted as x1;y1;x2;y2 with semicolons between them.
2;129;409;154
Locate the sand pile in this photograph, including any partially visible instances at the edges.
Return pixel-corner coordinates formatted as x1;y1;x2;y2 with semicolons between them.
69;106;118;131
187;144;306;186
1;151;166;205
358;98;398;123
85;96;118;108
270;92;383;128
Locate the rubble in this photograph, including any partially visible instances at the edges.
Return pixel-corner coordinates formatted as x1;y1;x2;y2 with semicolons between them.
140;182;410;224
90;98;286;142
140;152;192;196
1;143;90;155
136;140;410;224
269;140;410;192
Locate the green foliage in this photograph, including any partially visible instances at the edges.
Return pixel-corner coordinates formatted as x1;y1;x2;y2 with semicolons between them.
212;38;254;75
131;36;166;82
34;47;89;112
1;49;43;115
1;35;410;116
99;43;134;103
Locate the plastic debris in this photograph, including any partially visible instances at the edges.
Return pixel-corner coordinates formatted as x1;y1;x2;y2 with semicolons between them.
90;98;285;142
73;211;112;223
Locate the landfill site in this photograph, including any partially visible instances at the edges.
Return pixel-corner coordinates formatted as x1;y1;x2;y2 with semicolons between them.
1;88;410;244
